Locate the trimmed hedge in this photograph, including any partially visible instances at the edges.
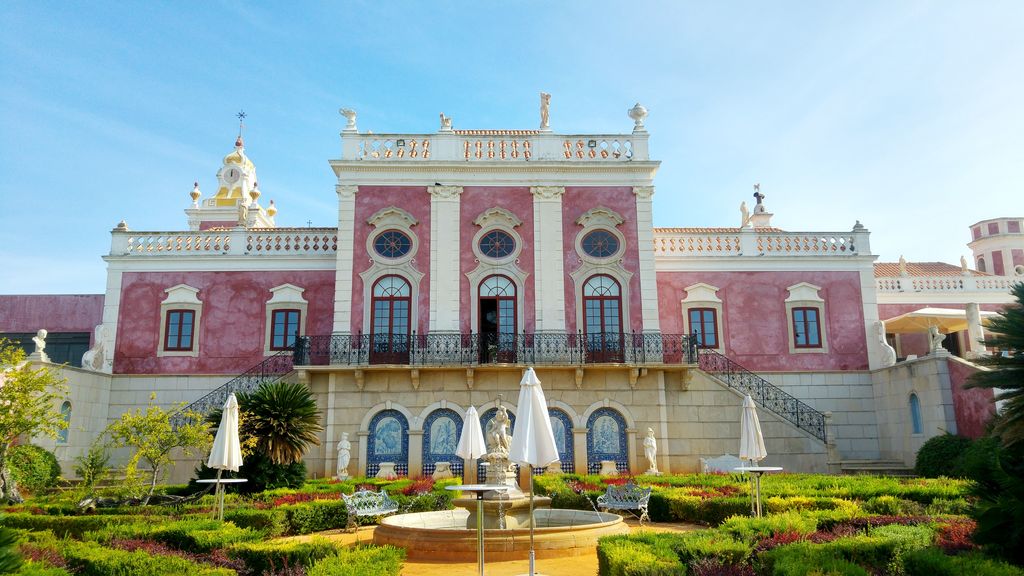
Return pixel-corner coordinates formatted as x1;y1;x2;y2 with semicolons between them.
227;537;340;574
223;508;287;537
280;500;349;535
8;446;61;494
596;533;683;576
61;539;234;576
0;514;137;539
307;545;406;576
903;548;1024;576
915;434;973;478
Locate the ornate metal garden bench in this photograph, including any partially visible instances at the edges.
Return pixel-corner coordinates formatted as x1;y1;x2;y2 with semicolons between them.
342;489;400;529
596;481;653;525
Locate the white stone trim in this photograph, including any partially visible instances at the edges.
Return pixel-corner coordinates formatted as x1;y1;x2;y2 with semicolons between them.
99;265;123;374
471;208;524;267
413;400;468;432
264;284;308;355
360;401;418;432
365;206;420;266
545;399;582;428
570;265;633;335
465;265;529;336
580;398;637;430
360;264;425;339
571;205;633;333
157;284;202;358
327;160;660;188
531;187;567;332
634;186;660;331
333;185;358;333
784;282;829;355
680;283;725;351
429;186;462;332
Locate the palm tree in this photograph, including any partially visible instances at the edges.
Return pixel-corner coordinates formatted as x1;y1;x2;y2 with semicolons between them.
209;381;323;465
966;283;1024;447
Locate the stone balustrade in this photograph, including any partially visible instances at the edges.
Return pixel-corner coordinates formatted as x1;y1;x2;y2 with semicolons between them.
111;228;338;257
340;130;649;162
876;275;1016;293
654;229;868;258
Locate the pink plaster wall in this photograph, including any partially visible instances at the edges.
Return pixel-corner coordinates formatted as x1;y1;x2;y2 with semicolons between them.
562;187;643;333
992;250;1006;276
878;303;1006;358
657;271;868;371
350;187;432;335
114;271;334;374
0;295;104;343
459;187;535;332
948;358;994;439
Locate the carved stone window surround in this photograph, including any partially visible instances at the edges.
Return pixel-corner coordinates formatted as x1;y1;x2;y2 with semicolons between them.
784;282;829;354
264;284;308;355
680;283;724;351
158;284;202;358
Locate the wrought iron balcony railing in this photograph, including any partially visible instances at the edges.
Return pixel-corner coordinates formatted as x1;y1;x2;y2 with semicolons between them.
697;348;827;443
293;331;697;367
171;350;294;428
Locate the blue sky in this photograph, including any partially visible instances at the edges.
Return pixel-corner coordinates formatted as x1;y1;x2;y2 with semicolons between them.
1;1;1021;293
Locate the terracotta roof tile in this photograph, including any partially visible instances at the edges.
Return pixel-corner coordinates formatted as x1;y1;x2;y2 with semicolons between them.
874;261;988;278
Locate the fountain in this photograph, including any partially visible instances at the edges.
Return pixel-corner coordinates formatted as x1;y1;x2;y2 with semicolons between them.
373;400;627;561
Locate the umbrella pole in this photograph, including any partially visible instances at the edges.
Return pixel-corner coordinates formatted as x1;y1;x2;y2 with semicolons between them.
529;466;535;576
215;469;224;522
477;491;484;576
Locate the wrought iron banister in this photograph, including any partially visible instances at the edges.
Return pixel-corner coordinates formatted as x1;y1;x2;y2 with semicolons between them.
697;348;827;443
294;331;697;367
171;350;295;427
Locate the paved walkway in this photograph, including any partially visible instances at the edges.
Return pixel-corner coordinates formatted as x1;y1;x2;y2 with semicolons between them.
283;519;700;576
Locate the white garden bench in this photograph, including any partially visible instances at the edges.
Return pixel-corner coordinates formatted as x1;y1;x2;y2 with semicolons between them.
596;481;653;525
342;489;400;529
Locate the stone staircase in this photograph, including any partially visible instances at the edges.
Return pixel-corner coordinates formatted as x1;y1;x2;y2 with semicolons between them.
839;460;915;477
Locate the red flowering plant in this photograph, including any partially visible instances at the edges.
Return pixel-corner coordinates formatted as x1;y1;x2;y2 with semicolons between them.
401;477;435;496
271;492;340;507
935;518;978;554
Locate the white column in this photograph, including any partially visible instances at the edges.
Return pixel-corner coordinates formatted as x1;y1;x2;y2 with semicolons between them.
531;186;567;332
332;185;358;334
633;186;660;332
429;186;463;332
98;261;123;374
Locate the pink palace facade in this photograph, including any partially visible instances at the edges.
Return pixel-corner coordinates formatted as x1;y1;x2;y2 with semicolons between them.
1;104;1014;481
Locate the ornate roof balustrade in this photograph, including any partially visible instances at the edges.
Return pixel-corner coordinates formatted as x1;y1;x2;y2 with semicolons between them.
653;228;868;258
339;130;649;163
109;228;338;257
876;275;1016;293
293;331;696;368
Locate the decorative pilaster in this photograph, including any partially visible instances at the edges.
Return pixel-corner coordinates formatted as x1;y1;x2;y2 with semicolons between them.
531;186;567;332
429;186;463;332
572;427;589;476
633;186;660;332
332;185;358;334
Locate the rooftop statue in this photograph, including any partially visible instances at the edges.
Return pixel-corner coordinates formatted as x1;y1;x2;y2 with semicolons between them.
539;92;551;130
339;108;357;131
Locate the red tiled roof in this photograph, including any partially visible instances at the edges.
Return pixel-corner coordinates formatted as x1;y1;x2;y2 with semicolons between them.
874;261;988;278
654;227;784;233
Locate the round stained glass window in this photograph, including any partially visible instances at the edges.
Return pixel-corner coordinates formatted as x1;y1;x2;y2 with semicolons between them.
479;230;516;259
581;230;620;258
373;230;412;259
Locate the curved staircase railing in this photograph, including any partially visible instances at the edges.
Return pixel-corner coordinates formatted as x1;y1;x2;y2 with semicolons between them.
698;348;827;443
171;350;295;427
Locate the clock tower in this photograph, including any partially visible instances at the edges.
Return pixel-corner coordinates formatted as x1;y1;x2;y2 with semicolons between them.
185;135;278;230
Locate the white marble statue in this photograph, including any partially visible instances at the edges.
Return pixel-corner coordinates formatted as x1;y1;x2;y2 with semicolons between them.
439;112;452;131
486;406;512;455
339;108;357;130
898;255;908;276
81;324;107;372
740;201;751;228
643;427;659;474
961;255;970;275
876;321;897;367
928;325;946;353
966;303;986;358
539;92;551;130
336;432;351;479
28;329;49;362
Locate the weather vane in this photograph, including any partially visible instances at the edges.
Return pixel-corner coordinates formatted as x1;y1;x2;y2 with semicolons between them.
236;111;246;138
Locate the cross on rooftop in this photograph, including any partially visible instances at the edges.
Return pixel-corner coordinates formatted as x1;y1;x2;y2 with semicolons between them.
236;111;246;138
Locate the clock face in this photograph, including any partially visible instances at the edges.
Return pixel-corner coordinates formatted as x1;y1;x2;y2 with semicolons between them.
224;167;240;184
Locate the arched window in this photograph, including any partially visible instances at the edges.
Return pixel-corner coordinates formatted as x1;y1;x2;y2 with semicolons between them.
977;257;986;273
547;408;575;474
422;408;464;477
586;407;628;474
367;409;409;477
371;276;411;364
909;393;923;435
479;275;517;363
583;275;623;362
58;401;71;444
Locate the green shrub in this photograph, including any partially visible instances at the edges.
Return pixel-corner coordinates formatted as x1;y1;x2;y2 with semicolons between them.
0;514;135;539
61;539;233;576
902;547;1024;576
862;495;924;516
915;434;973;478
671;530;751;566
280;500;349;534
767;547;870;576
697;496;753;526
719;512;817;542
307;545;406;576
8;446;61;494
228;538;339;574
150;520;262;552
596;533;683;576
73;442;109;490
14;562;73;576
223;508;287;537
0;525;21;573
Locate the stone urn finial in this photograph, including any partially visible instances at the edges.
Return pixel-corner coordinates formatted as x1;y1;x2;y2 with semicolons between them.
629;103;648;131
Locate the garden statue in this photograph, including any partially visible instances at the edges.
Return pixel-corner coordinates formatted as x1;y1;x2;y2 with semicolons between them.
339;108;357;130
336;432;351;479
28;329;49;362
928;325;946;353
876;321;897;367
740;201;751;228
439;112;452;131
539;92;551;130
486;405;511;456
81;324;108;372
961;255;970;275
898;255;908;276
643;427;659;474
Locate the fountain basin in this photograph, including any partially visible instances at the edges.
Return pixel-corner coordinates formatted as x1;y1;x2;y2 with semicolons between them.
451;495;552;529
373;508;627;561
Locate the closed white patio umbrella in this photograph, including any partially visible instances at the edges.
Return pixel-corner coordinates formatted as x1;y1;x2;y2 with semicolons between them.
739;394;767;465
508;367;559;576
207;393;243;520
456;405;488;462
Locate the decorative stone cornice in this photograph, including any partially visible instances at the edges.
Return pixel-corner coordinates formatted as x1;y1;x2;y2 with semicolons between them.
336;185;358;198
530;186;565;200
367;206;419;229
575;206;625;228
473;207;522;229
427;185;462;200
633;186;655;200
